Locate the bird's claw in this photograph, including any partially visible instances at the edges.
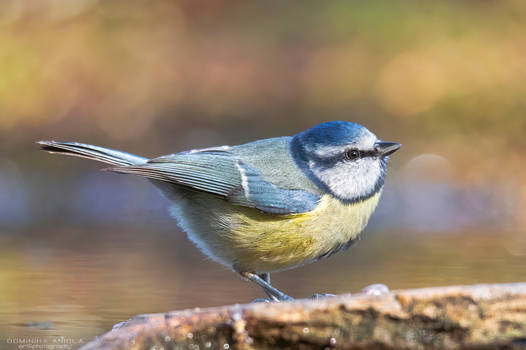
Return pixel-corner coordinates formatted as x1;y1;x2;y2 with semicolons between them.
309;293;336;299
251;298;272;303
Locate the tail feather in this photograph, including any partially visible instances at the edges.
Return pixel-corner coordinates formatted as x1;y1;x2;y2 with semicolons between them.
38;141;147;166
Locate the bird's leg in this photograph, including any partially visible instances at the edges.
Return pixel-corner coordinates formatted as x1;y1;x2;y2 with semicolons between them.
240;272;294;301
257;273;279;301
260;272;270;284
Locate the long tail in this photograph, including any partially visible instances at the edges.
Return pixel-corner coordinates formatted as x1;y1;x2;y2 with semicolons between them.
38;141;147;166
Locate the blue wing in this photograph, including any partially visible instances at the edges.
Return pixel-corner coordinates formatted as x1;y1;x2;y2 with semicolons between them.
108;150;320;215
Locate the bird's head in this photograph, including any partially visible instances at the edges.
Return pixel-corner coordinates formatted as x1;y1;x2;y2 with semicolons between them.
291;121;401;203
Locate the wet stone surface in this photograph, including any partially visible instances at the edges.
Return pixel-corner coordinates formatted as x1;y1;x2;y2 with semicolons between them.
80;283;526;350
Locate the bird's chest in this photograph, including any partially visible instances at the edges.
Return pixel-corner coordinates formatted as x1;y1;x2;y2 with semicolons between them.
294;191;382;249
227;190;382;272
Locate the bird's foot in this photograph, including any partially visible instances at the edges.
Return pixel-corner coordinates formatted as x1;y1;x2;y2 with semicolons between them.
251;298;272;303
360;283;390;296
309;293;336;299
251;295;294;303
273;294;295;302
241;272;295;302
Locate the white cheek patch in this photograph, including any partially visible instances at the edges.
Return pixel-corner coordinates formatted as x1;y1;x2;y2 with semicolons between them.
311;158;382;200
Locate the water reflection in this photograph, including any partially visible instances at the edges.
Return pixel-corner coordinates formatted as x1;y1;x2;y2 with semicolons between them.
1;226;524;345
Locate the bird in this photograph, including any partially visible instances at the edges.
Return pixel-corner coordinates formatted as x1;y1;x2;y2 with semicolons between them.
38;121;401;301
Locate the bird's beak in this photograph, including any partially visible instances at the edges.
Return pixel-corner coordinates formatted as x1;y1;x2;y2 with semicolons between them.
374;141;401;157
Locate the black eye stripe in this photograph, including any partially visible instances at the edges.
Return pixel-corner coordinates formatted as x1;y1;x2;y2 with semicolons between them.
344;149;377;160
359;150;377;158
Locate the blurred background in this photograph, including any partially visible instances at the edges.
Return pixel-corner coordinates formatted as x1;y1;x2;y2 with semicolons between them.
1;0;526;346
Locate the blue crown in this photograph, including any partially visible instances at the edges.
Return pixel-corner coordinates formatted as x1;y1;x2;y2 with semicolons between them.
297;121;370;148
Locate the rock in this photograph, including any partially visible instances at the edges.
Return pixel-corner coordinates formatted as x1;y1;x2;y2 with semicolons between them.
80;283;526;350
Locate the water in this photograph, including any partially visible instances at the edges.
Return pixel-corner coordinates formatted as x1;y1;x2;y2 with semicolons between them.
1;226;524;349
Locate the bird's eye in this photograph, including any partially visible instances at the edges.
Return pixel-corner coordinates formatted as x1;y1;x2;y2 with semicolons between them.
345;149;360;160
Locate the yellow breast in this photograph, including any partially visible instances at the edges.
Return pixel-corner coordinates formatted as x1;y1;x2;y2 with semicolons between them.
226;190;382;272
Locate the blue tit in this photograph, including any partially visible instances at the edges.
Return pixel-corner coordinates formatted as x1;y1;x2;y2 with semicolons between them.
39;121;401;301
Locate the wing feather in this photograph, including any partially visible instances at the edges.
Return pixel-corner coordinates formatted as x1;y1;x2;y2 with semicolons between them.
107;150;319;214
